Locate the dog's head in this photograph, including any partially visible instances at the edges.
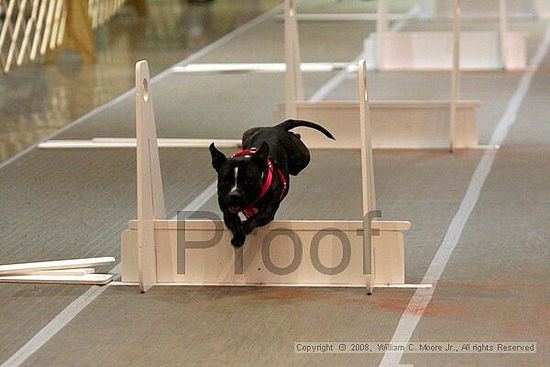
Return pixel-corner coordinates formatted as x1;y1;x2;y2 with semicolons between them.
209;142;269;213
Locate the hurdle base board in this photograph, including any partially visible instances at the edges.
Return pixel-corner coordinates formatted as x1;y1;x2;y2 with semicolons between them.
114;281;432;288
29;268;96;275
121;219;411;287
364;31;528;71
0;274;114;285
276;100;480;149
0;257;116;275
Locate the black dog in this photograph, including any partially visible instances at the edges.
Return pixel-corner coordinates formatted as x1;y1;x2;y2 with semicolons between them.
209;119;334;247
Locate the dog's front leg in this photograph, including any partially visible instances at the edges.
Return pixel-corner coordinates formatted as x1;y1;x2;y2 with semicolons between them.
223;213;248;247
229;214;274;247
240;206;278;235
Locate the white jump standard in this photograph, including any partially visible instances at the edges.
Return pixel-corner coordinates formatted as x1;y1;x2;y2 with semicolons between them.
121;60;430;293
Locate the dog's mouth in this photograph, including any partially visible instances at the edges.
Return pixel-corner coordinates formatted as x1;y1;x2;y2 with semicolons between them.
228;205;242;213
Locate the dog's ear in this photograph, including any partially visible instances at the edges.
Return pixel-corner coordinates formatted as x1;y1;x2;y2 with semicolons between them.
252;142;269;164
209;143;227;171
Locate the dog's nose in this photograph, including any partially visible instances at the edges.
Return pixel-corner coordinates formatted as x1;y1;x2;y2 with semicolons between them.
228;191;244;206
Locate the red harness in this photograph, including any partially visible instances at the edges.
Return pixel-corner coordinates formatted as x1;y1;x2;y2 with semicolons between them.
230;148;288;221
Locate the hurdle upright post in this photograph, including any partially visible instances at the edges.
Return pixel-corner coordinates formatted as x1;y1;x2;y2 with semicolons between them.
535;0;549;19
498;0;508;69
284;0;304;118
358;60;377;294
375;0;388;70
135;60;166;292
449;0;461;152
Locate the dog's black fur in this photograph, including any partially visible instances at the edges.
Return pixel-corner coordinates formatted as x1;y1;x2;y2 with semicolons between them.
209;119;334;247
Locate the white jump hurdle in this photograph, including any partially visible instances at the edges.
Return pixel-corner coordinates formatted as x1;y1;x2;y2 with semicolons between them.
365;0;528;71
121;60;429;293
275;100;480;150
278;0;481;151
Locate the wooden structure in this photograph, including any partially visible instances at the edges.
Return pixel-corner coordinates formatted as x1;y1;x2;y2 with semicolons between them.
121;60;429;293
0;257;115;284
278;0;480;151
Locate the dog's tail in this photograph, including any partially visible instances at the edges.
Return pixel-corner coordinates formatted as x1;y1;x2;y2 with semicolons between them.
277;119;335;140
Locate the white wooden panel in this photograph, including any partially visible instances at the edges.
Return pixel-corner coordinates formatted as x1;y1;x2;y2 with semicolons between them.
0;274;113;285
0;257;115;275
121;220;409;286
365;31;527;71
30;268;95;275
373;230;405;284
504;32;529;70
276;100;480;149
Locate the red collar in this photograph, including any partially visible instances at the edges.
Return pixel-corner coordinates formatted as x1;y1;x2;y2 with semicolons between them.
230;148;288;221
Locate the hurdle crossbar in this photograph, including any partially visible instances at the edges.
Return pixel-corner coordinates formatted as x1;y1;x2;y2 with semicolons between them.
172;62;357;74
38;138;242;149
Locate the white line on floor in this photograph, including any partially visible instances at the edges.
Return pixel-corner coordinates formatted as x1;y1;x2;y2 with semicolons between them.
378;20;550;367
0;265;120;367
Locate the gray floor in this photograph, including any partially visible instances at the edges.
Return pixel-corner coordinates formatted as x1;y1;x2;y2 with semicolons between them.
0;2;549;367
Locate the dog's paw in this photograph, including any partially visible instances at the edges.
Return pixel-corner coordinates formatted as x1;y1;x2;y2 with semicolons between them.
231;234;246;247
